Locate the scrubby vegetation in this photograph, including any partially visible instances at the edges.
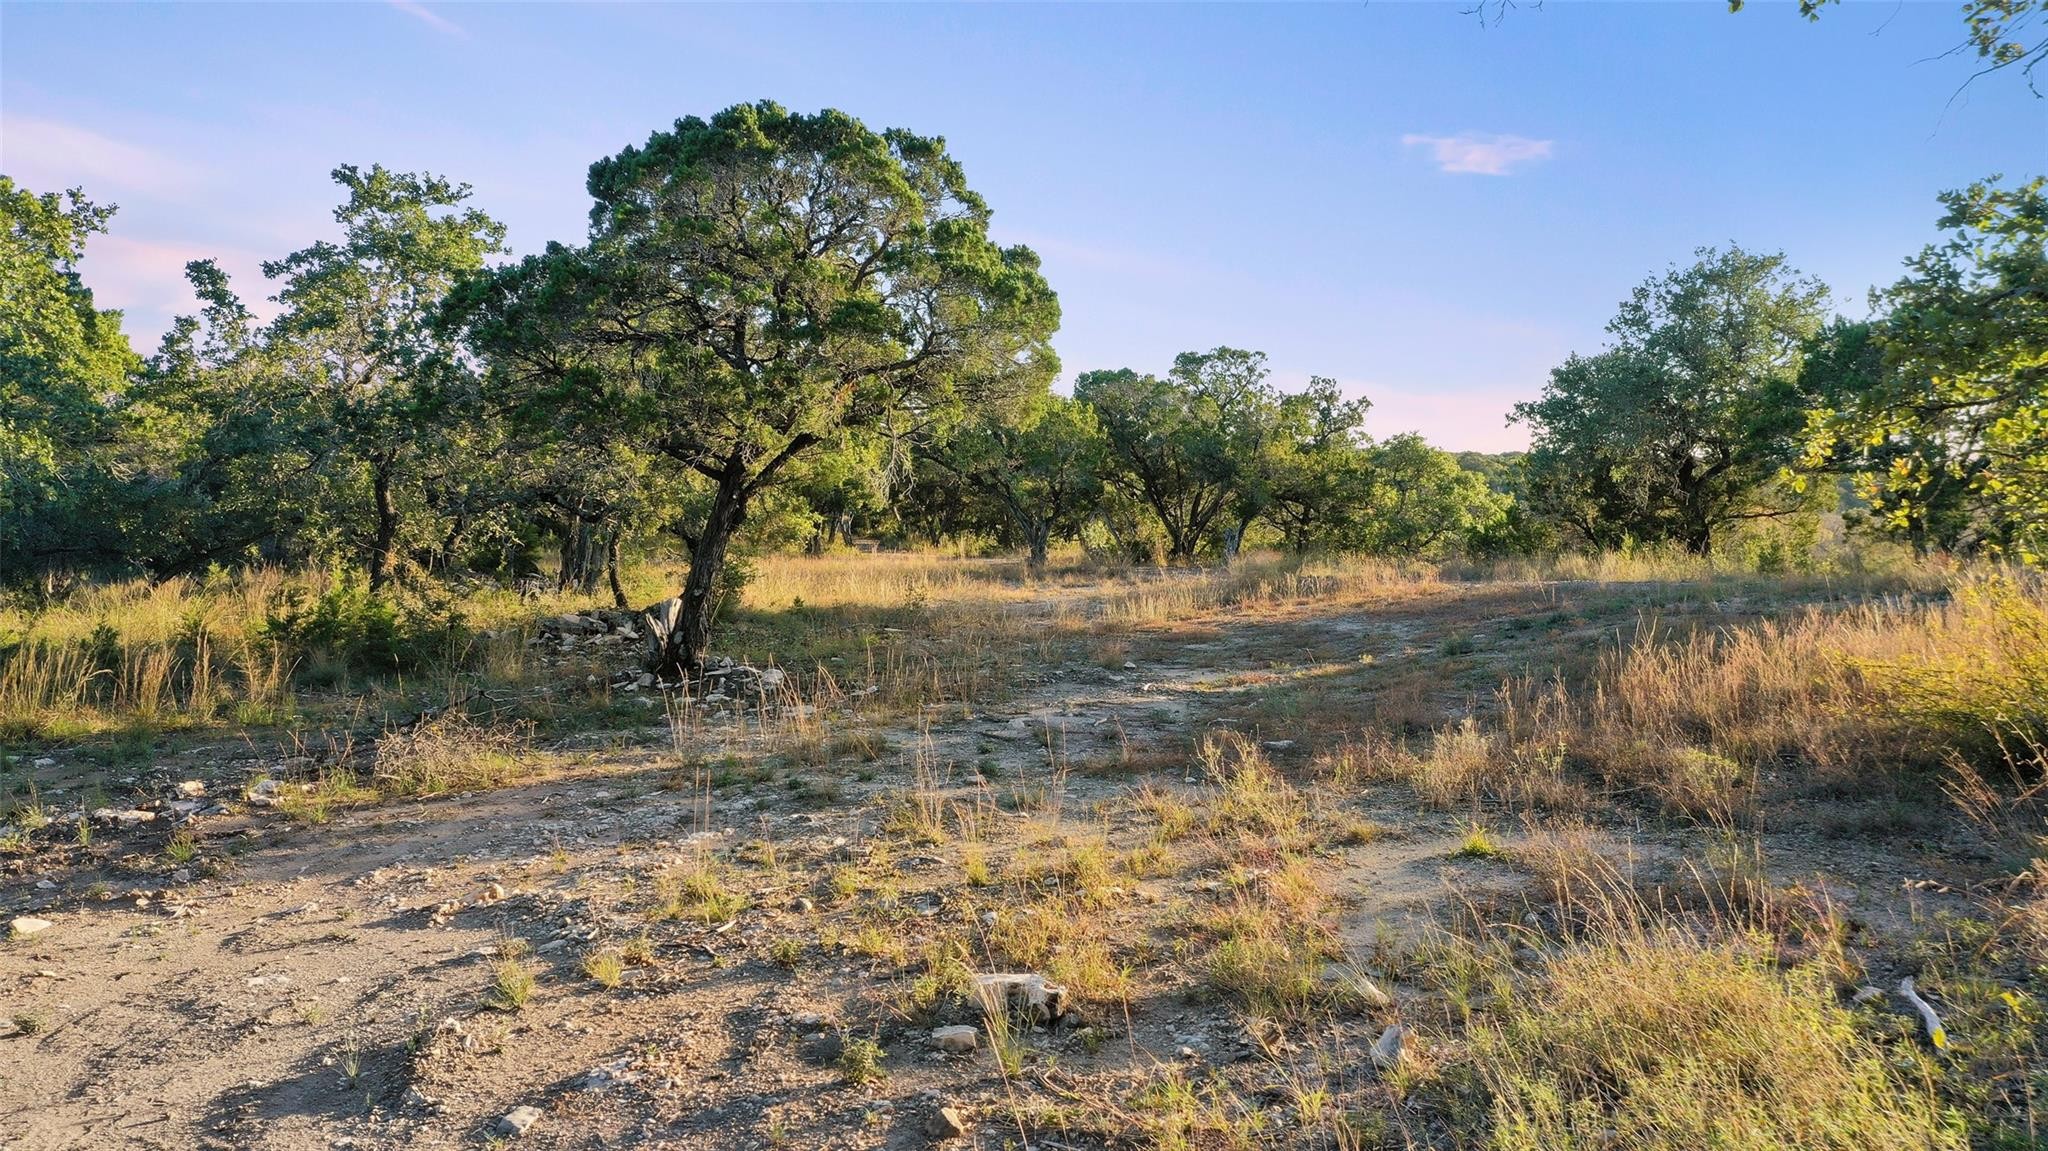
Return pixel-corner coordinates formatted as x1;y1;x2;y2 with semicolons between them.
3;59;2044;1151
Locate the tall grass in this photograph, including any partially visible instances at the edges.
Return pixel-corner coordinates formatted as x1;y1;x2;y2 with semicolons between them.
1352;569;2048;820
1480;924;1966;1151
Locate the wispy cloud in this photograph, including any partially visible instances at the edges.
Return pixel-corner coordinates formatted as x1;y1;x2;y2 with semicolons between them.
0;115;204;194
82;236;277;351
1401;132;1554;176
387;0;467;38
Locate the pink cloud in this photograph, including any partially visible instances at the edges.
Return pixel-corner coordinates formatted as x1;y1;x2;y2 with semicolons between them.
0;115;203;195
1359;384;1531;453
1401;132;1554;176
83;235;276;351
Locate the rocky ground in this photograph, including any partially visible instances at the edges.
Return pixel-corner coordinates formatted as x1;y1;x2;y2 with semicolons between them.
0;573;1984;1150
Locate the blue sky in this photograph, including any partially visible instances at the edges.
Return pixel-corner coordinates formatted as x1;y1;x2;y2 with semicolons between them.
3;2;2040;450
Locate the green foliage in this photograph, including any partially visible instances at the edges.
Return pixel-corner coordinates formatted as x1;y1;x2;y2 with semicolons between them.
451;100;1060;674
260;577;457;676
1078;349;1273;562
1803;178;2048;563
1517;246;1830;555
263;164;507;589
922;390;1107;568
0;178;140;580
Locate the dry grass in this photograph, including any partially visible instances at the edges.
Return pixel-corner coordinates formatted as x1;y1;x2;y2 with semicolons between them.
1480;925;1964;1151
1332;570;2048;822
652;859;748;924
372;712;534;797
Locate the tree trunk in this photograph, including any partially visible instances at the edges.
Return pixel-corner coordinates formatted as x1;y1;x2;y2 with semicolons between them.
1221;515;1252;565
1682;521;1714;556
606;534;627;609
1026;522;1051;575
369;459;398;592
654;469;749;681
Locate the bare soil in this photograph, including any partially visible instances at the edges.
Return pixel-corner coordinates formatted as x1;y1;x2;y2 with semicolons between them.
0;575;1984;1150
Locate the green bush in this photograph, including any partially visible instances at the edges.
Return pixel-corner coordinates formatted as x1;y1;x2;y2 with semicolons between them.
260;576;461;678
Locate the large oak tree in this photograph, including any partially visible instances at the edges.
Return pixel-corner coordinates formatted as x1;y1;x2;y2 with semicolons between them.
1516;246;1829;555
452;101;1059;679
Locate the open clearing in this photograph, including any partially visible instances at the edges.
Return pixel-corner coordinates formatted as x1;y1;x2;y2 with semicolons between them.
2;557;2037;1149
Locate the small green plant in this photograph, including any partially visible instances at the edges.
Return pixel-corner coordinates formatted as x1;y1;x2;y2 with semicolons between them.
582;950;625;989
338;1032;361;1083
654;861;747;923
962;843;993;887
621;933;656;966
828;865;863;902
165;831;198;865
838;1034;887;1085
1452;824;1505;860
486;958;537;1010
12;1011;49;1036
769;937;803;969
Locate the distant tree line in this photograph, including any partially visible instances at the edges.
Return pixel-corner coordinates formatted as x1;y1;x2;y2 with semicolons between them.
1516;177;2046;565
3;99;2041;670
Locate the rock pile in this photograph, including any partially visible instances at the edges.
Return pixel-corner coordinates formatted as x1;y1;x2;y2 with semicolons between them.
531;610;642;655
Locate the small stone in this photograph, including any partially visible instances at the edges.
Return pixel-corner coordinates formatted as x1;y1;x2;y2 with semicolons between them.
401;1086;439;1111
1369;1023;1406;1071
635;673;656;689
34;878;56;891
930;1024;979;1054
175;780;207;798
496;1105;543;1136
1261;739;1297;752
171;869;192;884
973;973;1069;1025
790;896;815;914
925;1105;970;1141
10;916;54;938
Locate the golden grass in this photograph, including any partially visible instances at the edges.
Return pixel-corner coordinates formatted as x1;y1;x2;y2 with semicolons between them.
1482;926;1965;1151
371;712;533;797
1330;569;2048;821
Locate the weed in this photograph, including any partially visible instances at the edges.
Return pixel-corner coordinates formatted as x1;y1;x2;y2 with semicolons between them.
1480;926;1965;1151
582;950;625;989
620;933;656;966
961;842;994;887
653;860;747;924
1452;824;1505;860
486;958;537;1010
837;1035;886;1085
